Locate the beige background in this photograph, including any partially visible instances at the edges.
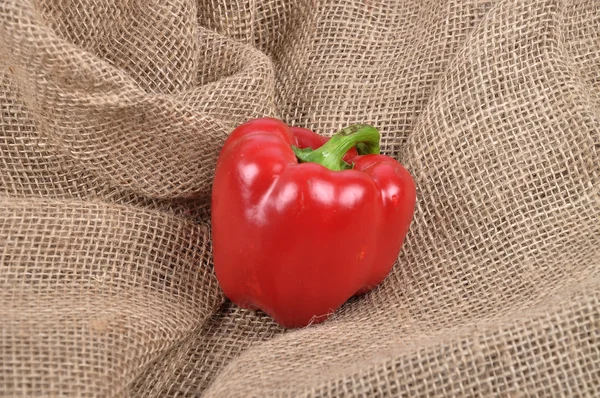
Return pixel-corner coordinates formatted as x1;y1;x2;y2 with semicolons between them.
1;0;599;396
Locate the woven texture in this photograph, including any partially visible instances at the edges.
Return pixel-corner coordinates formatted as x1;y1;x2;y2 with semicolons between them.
1;0;599;396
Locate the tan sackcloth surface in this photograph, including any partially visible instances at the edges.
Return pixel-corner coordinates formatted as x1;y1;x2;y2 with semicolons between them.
1;0;599;396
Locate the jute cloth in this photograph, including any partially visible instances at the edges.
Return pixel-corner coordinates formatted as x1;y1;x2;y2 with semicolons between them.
1;0;599;396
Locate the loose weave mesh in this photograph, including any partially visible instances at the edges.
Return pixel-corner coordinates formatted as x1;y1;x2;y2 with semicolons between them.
1;0;599;396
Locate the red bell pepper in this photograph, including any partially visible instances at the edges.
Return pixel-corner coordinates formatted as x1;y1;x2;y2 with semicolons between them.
211;118;416;328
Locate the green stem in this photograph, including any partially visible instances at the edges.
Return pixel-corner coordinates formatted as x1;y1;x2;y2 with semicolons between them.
292;125;381;171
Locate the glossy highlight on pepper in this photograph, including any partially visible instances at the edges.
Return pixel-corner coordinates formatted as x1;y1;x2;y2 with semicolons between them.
211;118;416;328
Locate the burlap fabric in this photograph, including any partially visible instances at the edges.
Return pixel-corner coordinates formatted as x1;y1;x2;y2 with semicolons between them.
1;0;599;396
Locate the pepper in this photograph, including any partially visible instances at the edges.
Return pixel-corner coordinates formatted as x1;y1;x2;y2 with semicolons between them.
211;118;416;328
